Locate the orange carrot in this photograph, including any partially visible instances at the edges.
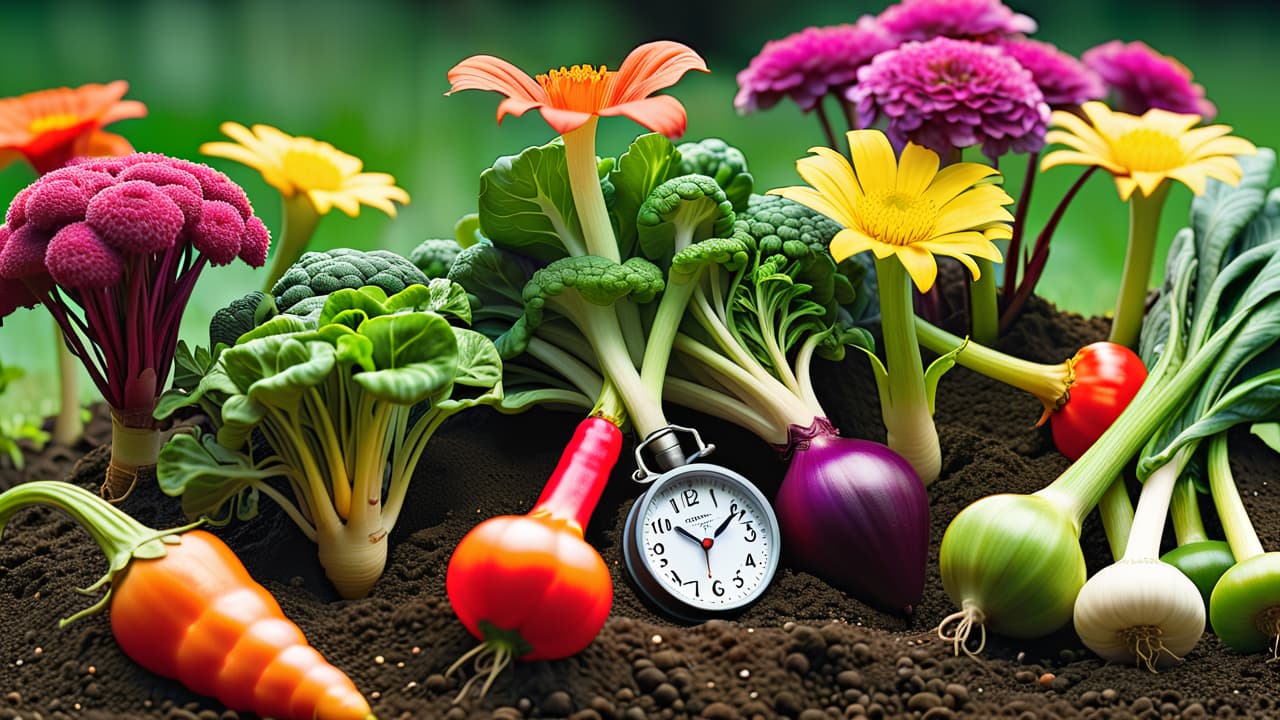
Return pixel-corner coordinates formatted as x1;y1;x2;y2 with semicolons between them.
0;481;375;720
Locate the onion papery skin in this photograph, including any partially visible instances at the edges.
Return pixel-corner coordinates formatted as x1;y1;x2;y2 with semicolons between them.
940;494;1086;638
1073;559;1205;668
774;427;929;613
1209;552;1280;653
1161;540;1235;609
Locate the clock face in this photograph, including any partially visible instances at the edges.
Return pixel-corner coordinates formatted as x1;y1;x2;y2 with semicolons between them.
635;466;779;613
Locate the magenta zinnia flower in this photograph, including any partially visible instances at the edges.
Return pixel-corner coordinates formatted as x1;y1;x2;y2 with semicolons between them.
735;17;898;114
851;37;1049;158
1000;38;1104;108
878;0;1036;43
1082;40;1216;119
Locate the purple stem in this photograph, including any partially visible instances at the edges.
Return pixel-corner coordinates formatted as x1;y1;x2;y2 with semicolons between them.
839;97;860;133
999;166;1099;333
1003;151;1040;304
814;99;840;152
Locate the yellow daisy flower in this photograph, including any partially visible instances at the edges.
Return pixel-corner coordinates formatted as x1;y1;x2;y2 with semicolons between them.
1039;101;1256;347
201;122;409;217
201;122;410;290
1040;101;1256;201
770;129;1013;293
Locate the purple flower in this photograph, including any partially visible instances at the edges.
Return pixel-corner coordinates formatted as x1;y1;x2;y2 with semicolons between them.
878;0;1036;43
1000;38;1104;108
851;37;1050;158
735;17;898;114
1082;40;1216;119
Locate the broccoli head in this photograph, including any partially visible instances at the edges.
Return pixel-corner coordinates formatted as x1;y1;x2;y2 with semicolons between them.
636;174;736;261
409;238;466;279
523;255;664;328
209;290;279;350
676;138;754;212
734;193;843;260
272;248;428;315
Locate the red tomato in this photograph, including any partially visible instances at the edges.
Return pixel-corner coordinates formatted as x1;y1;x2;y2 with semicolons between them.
1051;342;1147;460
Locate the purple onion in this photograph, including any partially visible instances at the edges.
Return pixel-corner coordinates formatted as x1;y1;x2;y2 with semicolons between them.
774;418;930;613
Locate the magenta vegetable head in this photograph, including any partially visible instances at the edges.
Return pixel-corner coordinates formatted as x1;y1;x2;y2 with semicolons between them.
774;419;930;613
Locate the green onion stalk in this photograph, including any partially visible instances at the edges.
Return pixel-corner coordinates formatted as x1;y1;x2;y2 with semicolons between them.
1161;474;1235;609
1072;449;1206;671
1207;433;1280;655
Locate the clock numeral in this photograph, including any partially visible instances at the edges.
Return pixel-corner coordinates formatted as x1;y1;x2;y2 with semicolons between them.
659;558;668;568
669;497;680;514
712;579;725;597
709;487;718;508
652;542;665;555
733;571;745;589
743;522;757;543
681;578;700;597
651;518;672;534
683;488;700;508
745;553;757;568
669;569;682;584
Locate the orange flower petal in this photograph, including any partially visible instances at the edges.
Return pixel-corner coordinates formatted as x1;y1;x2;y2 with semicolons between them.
447;55;547;105
495;96;547;125
100;98;147;125
72;129;134;159
536;105;597;135
608;40;708;106
597;96;688;138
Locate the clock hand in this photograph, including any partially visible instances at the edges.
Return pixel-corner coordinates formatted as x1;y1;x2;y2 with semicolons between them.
674;525;702;545
713;511;735;538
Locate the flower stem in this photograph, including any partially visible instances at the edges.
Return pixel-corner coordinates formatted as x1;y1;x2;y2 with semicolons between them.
1208;432;1265;561
1002;151;1039;304
263;192;322;292
914;317;1070;420
969;258;999;345
814;100;840;152
1171;474;1210;546
52;327;84;446
1109;182;1172;347
562;119;620;263
875;257;940;485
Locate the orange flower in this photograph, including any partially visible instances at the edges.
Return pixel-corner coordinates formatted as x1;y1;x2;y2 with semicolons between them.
0;81;146;175
446;41;708;138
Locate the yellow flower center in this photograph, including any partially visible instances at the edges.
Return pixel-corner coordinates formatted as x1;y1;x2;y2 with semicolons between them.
536;64;613;112
1112;129;1186;173
282;147;343;191
857;190;939;246
28;112;83;135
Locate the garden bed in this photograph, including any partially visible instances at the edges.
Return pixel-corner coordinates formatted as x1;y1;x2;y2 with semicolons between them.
1;294;1277;719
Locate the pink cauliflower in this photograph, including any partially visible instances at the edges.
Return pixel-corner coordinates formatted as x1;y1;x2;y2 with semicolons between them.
0;152;270;498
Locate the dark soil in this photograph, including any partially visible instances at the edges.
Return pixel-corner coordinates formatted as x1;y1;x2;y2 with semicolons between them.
1;294;1279;720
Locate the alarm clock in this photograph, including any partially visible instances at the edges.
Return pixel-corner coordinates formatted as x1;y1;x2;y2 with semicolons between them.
622;427;781;622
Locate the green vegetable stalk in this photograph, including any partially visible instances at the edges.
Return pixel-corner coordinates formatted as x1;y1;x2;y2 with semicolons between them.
156;282;501;599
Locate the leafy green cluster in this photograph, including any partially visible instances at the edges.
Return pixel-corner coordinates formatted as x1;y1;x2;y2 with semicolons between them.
156;280;499;597
409;238;467;279
209;291;279;351
272;248;428;316
449;132;875;445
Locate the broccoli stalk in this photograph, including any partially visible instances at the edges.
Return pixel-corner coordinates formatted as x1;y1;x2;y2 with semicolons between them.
0;153;270;500
157;282;501;598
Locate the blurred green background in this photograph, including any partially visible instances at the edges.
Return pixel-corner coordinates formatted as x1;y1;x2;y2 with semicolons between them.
1;0;1278;421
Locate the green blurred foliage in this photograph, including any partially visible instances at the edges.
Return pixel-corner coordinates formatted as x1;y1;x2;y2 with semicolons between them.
1;0;1278;416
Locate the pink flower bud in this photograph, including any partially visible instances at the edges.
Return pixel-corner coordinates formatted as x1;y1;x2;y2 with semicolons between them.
0;224;51;279
239;215;271;268
45;222;125;289
192;200;245;266
86;180;185;254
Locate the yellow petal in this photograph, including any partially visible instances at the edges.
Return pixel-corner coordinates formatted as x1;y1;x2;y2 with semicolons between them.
1040;149;1124;176
768;186;854;229
1194;135;1257;160
829;227;877;263
895;244;938;292
1142;107;1202;136
897;142;940;196
1132;172;1168;198
925;232;1003;263
200;140;272;174
1177;124;1234;153
933;186;1014;236
797;146;863;212
1114;176;1138;201
922;242;981;279
921;162;999;207
847;130;898;194
1047;112;1112;158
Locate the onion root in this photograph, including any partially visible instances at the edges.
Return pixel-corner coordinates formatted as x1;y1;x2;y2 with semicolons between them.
1118;625;1181;672
938;603;987;658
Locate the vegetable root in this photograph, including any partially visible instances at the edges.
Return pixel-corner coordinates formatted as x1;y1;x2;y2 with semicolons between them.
1118;625;1181;672
937;603;987;658
1256;607;1280;660
446;642;514;703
